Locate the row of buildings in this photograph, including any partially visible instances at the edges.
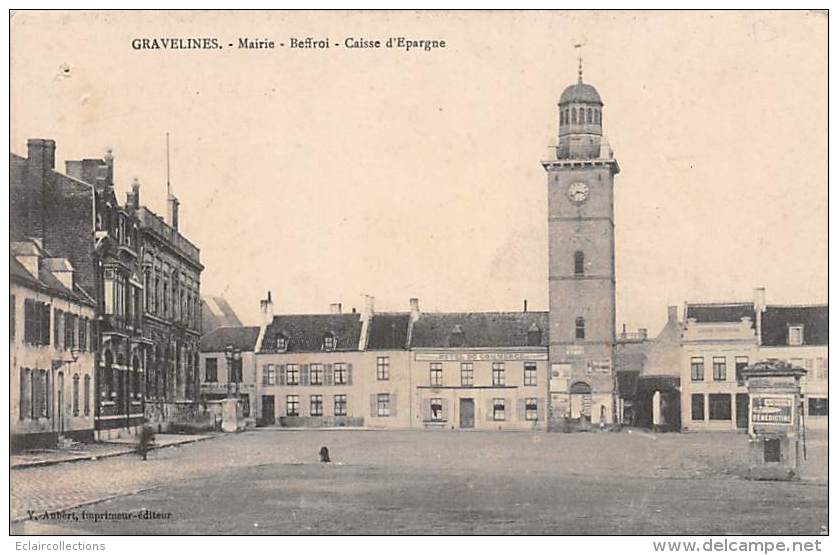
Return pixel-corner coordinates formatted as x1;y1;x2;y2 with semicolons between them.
199;289;827;433
10;138;204;451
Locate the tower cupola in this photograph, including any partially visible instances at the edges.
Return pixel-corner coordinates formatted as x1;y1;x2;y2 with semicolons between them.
556;60;604;159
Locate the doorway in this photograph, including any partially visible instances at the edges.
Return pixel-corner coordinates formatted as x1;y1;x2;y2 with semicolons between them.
261;395;275;426
459;398;474;428
736;393;749;430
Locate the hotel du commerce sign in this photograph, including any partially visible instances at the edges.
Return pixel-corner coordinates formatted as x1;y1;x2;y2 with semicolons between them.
414;351;549;362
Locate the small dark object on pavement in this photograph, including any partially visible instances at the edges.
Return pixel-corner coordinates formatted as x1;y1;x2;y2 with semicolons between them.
137;425;156;461
320;446;331;463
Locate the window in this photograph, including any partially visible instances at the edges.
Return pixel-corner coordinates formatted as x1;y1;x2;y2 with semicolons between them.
430;363;443;386
493;398;505;421
24;299;51;346
64;312;75;349
712;356;727;381
523;362;537;386
205;358;218;382
571;108;577;124
334;363;348;385
19;368;30;419
817;358;829;380
79;318;87;351
808;397;828;416
527;324;542;346
275;336;287;351
286;364;300;385
460;362;474;386
34;370;49;418
377;393;390;417
376;356;390;381
310;363;323;385
690;357;705;381
788;326;803;346
575;317;585;340
334;394;347;416
708;393;732;420
310;394;323;417
735;356;749;385
587;108;592;123
492;362;505;386
691;394;705;421
525;398;538;421
430;398;444;421
72;374;80;416
83;375;91;416
286;395;299;416
574;251;585;276
54;308;63;347
323;333;336;351
449;326;464;347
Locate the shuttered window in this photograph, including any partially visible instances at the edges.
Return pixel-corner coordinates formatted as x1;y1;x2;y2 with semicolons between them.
334;394;347;416
525;398;538;421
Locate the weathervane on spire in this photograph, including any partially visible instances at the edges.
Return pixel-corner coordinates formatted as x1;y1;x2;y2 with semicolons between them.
574;41;586;83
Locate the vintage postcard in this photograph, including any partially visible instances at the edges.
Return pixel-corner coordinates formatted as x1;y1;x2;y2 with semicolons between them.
7;9;828;541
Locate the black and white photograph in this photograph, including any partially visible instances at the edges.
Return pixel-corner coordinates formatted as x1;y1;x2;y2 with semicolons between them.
5;8;830;543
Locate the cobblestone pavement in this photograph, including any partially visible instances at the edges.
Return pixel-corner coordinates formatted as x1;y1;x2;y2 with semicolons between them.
11;434;212;469
11;428;828;532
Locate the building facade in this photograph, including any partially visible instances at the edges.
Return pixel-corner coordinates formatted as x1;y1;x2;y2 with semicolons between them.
199;325;261;428
11;139;148;440
10;240;97;451
542;71;620;426
409;311;549;431
128;188;203;431
757;304;827;429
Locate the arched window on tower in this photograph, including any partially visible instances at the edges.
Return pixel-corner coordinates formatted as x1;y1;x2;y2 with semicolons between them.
575;317;586;340
571;108;577;124
560;111;564;125
587;108;593;123
574;251;585;276
595;109;601;124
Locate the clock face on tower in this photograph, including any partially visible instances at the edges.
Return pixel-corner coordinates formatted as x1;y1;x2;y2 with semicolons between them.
567;182;590;204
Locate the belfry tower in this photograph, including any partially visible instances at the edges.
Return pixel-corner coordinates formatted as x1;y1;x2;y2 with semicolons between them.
542;61;619;426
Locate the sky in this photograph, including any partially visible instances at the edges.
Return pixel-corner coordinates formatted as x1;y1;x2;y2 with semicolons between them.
10;10;827;333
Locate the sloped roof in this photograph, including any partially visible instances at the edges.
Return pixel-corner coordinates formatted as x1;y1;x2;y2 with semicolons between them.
200;326;261;353
761;305;828;347
411;312;549;348
367;313;411;350
10;252;95;307
261;313;363;353
686;303;755;324
201;295;243;334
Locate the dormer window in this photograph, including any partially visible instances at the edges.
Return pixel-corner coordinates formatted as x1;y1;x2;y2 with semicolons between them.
275;334;288;352
449;325;465;348
323;332;336;351
527;323;542;346
788;325;804;346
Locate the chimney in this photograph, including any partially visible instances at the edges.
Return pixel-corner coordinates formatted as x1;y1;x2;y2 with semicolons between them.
25;139;56;240
259;291;274;325
753;287;766;344
667;305;678;323
409;297;420;322
126;177;141;210
167;194;180;231
523;299;528;313
65;156;112;191
330;303;343;315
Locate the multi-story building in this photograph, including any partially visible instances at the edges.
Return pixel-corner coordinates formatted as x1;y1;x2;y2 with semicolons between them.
127;186;203;430
199;325;261;427
10;239;97;451
758;304;827;429
64;154;147;439
680;297;759;432
541;68;620;426
409;310;549;431
680;288;827;432
11;138;147;440
255;294;368;427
